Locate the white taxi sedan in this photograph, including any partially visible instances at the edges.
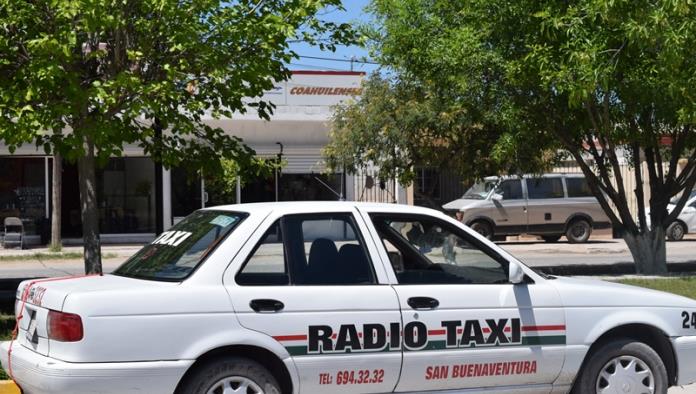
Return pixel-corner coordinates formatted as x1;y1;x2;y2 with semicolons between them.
2;202;696;394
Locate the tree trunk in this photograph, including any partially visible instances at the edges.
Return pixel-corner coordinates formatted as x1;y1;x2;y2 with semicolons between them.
50;154;62;251
77;136;102;274
623;229;668;275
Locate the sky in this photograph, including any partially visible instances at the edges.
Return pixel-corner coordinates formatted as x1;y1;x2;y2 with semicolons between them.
287;0;379;74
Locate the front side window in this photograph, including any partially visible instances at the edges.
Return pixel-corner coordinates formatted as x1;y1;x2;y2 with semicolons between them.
237;213;376;285
527;178;564;199
115;210;245;281
370;214;508;285
495;179;524;200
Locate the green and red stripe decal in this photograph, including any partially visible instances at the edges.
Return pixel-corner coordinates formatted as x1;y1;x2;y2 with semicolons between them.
273;324;566;356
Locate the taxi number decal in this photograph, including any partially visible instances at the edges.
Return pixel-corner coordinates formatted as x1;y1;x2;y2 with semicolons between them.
682;311;696;329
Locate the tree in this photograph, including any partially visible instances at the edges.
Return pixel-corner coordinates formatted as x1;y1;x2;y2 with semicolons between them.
50;153;62;252
326;0;696;274
0;0;354;274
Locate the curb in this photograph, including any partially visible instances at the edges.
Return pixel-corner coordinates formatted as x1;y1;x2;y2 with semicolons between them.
0;381;19;394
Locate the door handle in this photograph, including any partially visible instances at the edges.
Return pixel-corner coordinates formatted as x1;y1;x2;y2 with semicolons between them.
250;299;285;313
407;297;439;310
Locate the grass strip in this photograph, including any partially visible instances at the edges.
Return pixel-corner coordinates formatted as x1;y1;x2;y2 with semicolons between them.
616;276;696;300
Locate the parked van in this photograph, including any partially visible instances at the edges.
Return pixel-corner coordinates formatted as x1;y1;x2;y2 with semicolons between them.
443;174;611;243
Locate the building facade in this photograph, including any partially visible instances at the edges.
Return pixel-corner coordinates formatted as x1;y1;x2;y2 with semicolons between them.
0;71;406;245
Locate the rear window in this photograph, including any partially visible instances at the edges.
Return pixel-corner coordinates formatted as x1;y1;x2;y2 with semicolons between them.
114;210;246;281
566;178;593;197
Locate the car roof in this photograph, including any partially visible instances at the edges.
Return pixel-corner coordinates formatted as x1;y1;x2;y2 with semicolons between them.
202;201;442;216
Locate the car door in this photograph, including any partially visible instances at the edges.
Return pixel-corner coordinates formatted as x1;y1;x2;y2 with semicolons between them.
224;207;402;394
489;178;528;235
525;177;567;235
362;210;566;392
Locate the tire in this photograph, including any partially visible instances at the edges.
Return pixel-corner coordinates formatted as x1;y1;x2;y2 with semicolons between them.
469;220;493;240
666;221;686;242
572;339;668;394
177;357;281;394
541;235;562;243
566;218;592;243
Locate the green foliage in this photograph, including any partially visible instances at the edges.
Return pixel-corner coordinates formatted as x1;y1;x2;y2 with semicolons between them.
0;0;356;177
325;1;559;186
328;0;696;273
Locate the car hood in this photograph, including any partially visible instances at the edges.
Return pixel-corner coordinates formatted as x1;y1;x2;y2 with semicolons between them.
442;198;486;211
549;276;696;308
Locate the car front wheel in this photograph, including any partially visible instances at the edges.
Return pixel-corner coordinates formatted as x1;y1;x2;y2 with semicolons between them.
572;339;667;394
177;357;281;394
469;220;493;240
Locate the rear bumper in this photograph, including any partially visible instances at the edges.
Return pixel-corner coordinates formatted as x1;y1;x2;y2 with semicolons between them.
672;336;696;386
0;341;193;394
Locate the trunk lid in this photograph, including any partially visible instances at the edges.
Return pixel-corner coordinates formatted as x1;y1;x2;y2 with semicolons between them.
14;275;158;357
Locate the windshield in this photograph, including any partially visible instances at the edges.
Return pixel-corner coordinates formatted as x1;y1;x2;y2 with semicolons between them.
462;180;497;200
670;190;696;205
114;210;246;281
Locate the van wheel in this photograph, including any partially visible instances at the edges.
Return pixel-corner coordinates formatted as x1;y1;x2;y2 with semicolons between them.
572;339;667;394
566;219;592;243
177;357;281;394
469;221;493;240
666;221;686;241
541;235;561;243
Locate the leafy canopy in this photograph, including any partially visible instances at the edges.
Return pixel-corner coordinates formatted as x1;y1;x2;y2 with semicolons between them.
325;0;557;186
0;0;356;175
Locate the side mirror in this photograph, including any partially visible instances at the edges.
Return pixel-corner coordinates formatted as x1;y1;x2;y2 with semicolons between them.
491;193;503;202
509;261;525;284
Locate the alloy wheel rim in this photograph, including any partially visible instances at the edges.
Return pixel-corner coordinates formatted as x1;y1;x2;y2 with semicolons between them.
207;376;264;394
672;225;684;240
595;355;655;394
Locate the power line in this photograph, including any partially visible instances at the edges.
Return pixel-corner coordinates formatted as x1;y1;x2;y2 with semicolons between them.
288;62;345;71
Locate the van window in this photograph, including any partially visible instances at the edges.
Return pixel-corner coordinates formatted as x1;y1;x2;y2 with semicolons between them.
566;178;593;197
527;178;564;199
496;180;523;200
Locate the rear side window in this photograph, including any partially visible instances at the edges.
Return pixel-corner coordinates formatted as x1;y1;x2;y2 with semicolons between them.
237;213;376;286
566;178;593;197
115;210;245;281
527;178;564;199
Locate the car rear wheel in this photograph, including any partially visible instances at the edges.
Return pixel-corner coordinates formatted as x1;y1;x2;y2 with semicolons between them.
178;357;281;394
572;339;667;394
666;221;686;241
566;219;592;243
469;220;493;240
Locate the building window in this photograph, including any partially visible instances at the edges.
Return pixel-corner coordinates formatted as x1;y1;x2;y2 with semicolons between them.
0;158;47;237
98;158;156;234
416;168;441;200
